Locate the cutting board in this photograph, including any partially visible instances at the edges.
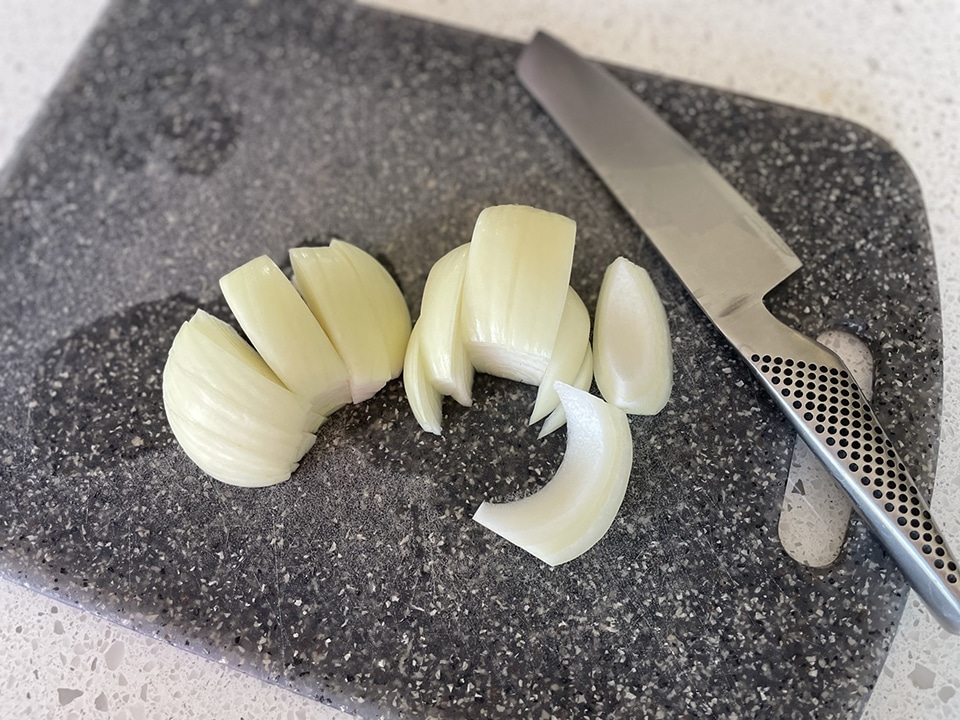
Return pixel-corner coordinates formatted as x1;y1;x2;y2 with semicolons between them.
0;0;943;717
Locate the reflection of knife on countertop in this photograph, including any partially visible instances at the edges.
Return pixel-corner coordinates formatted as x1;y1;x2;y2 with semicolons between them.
516;31;960;634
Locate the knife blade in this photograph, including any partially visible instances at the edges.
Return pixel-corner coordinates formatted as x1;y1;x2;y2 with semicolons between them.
517;31;960;634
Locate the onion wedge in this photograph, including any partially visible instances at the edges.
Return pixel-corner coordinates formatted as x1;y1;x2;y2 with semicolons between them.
529;286;590;426
416;243;474;407
402;324;443;435
219;255;351;418
473;382;632;566
460;205;576;384
594;257;673;415
290;240;412;403
162;310;319;487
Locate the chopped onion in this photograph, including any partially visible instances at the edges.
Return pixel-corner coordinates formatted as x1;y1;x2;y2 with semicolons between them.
402;324;443;435
538;344;593;439
162;310;319;487
290;240;412;403
594;257;672;415
416;244;473;407
460;205;576;384
473;382;632;566
529;286;590;426
219;255;351;418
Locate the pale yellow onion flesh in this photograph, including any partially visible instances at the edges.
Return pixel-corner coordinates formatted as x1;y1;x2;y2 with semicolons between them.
416;243;474;407
529;286;590;426
163;358;316;459
174;310;323;432
538;344;593;439
473;382;632;566
219;255;351;417
594;257;673;415
162;311;319;487
291;241;412;403
332;240;412;378
460;205;576;384
402;324;443;435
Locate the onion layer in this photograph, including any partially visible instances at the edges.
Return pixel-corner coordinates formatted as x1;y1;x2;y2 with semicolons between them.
538;343;593;439
416;244;473;407
219;255;350;418
529;286;590;426
460;205;576;384
402;324;443;435
473;382;633;566
291;240;412;403
594;257;672;415
162;310;319;487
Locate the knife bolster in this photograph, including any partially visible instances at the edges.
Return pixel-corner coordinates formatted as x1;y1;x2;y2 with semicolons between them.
719;300;960;634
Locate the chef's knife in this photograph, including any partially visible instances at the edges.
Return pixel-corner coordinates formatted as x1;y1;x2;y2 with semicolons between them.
517;31;960;634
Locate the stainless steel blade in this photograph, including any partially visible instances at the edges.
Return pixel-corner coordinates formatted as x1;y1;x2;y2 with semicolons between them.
517;31;960;634
517;31;800;325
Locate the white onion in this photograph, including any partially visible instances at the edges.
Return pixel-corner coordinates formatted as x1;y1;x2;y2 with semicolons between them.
416;244;473;407
162;311;319;487
290;240;412;403
473;382;632;565
460;205;576;384
537;343;593;439
219;255;351;418
593;257;672;415
529;286;590;426
402;324;443;435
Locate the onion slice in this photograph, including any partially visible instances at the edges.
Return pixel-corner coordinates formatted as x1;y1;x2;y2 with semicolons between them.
529;286;590;426
162;310;319;487
460;205;576;384
594;257;673;415
290;240;412;403
538;344;593;439
473;382;633;565
219;255;351;418
402;324;443;435
416;243;473;407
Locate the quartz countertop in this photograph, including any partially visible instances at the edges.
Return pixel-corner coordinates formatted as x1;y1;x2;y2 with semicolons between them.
1;1;958;718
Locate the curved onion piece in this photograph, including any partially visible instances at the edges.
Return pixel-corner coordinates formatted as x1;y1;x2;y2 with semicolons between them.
164;359;316;459
594;257;672;415
529;286;590;425
402;324;443;435
291;240;412;403
473;383;632;566
219;255;350;417
332;240;412;377
163;311;319;487
176;310;322;432
538;344;593;439
460;205;576;384
417;244;474;407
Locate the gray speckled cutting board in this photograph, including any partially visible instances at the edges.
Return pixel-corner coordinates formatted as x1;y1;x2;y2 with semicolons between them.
0;0;943;718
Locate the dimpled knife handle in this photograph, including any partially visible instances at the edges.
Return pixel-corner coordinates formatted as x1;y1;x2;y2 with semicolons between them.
728;305;960;634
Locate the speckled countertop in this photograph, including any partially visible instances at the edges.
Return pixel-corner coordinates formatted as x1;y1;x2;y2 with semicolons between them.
1;1;959;718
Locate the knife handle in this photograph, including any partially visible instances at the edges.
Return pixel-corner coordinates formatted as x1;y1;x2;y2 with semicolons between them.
725;302;960;634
